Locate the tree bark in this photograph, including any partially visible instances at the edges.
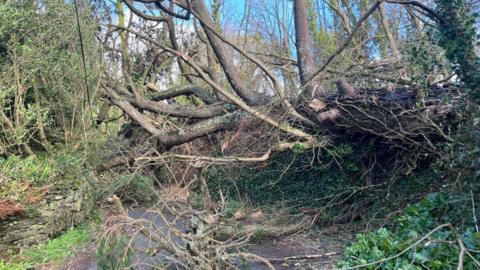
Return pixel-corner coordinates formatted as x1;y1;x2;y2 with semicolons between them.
379;3;399;58
293;0;315;85
148;83;218;104
33;86;50;151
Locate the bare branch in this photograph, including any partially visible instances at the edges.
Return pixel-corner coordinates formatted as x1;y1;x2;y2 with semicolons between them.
301;1;382;89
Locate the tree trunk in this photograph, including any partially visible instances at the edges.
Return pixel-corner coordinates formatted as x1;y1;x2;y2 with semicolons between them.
33;86;50;151
379;3;399;58
293;0;315;85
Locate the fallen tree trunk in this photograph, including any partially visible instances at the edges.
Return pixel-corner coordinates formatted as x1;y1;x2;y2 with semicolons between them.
100;77;467;174
306;84;464;152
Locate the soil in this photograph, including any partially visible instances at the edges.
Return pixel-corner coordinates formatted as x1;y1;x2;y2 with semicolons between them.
246;235;343;269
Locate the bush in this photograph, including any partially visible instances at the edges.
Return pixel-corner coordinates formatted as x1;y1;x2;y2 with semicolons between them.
96;235;133;270
339;193;480;269
0;0;99;155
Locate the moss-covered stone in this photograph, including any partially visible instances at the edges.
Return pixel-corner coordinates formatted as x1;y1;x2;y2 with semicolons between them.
0;182;94;254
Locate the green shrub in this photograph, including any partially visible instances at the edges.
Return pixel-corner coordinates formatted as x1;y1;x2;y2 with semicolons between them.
339;193;480;269
0;155;58;186
223;199;243;218
434;0;480;102
0;0;100;155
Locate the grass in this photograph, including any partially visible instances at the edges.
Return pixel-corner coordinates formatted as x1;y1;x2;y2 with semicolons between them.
1;212;101;270
23;226;90;264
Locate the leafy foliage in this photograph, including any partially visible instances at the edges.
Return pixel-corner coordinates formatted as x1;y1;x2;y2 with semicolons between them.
0;147;90;204
406;37;450;88
205;147;358;209
0;0;99;155
109;174;157;206
434;0;480;102
442;110;480;180
339;193;480;269
338;107;480;268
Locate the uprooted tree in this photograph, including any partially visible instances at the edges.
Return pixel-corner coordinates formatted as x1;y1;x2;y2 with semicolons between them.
97;0;479;175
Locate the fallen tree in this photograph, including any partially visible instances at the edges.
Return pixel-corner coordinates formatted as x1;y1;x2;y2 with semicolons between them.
96;0;477;175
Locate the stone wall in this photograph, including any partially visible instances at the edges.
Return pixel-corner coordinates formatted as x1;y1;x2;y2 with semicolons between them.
0;182;95;252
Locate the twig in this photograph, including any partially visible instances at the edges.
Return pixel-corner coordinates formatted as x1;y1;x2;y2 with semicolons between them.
457;236;465;270
237;252;275;270
267;251;342;262
135;150;271;163
471;190;479;233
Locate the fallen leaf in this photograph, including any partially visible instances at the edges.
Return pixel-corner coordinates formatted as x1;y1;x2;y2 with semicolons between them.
234;209;245;220
249;210;264;221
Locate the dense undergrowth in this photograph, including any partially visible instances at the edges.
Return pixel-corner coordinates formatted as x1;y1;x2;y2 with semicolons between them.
0;131;109;208
0;148;88;203
335;109;480;268
205;142;448;226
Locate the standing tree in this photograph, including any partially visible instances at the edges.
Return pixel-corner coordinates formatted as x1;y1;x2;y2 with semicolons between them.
0;0;99;156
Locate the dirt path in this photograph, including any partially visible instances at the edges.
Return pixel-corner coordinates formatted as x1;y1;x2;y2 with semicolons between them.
246;235;343;269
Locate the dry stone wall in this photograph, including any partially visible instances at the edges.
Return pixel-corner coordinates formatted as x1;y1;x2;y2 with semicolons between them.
0;182;94;252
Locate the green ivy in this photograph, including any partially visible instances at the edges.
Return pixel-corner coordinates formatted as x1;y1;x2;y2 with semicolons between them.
339;193;480;269
435;0;480;102
205;146;360;209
